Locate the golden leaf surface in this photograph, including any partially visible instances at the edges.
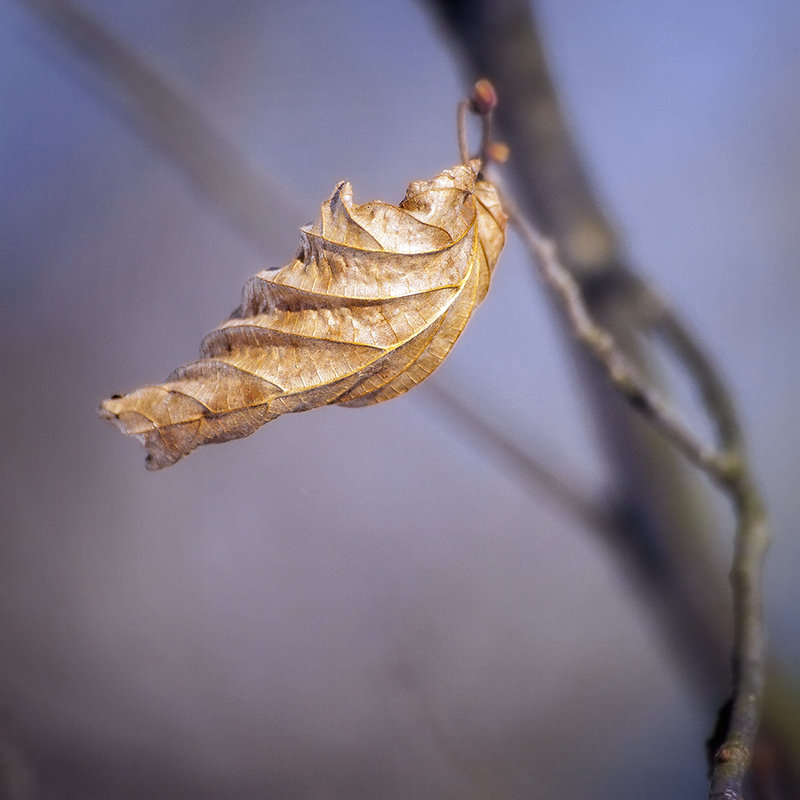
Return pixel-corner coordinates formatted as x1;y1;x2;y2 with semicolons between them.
100;160;506;469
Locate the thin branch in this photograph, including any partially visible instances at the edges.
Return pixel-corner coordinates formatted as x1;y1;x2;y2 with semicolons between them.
622;284;772;800
506;200;732;483
504;191;770;800
457;99;471;164
646;297;744;454
436;0;782;777
427;0;737;718
627;292;774;798
456;79;508;170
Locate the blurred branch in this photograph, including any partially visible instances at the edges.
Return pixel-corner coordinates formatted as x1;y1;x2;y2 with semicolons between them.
423;380;612;537
17;0;304;255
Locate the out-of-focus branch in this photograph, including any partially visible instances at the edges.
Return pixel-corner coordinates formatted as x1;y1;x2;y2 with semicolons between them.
423;380;612;537
427;0;622;280
17;0;304;256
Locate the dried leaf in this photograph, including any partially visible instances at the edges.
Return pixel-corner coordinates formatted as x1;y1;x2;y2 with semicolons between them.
100;160;506;469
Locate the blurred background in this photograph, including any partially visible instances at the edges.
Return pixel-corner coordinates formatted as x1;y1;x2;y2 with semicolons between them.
1;1;799;797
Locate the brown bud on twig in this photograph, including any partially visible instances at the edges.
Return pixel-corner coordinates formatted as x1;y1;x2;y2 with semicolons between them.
471;78;497;115
486;141;510;164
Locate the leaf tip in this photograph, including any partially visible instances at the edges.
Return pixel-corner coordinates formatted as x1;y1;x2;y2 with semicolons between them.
98;396;119;422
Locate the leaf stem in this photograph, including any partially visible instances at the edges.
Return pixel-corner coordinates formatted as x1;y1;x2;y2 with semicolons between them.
456;79;498;168
457;98;471;163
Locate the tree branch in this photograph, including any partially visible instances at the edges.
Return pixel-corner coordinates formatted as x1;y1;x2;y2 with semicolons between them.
506;203;734;485
503;195;770;798
427;1;784;796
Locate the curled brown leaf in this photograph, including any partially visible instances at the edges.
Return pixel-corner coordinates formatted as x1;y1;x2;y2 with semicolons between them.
100;160;506;469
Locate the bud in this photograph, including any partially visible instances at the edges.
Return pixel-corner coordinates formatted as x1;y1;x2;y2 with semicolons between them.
486;141;510;164
471;79;497;115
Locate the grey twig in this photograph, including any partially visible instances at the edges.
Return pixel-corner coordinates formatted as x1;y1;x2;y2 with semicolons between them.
621;277;772;799
428;0;781;791
507;204;732;483
641;299;771;799
505;193;770;800
646;297;744;455
457;99;472;164
427;0;736;717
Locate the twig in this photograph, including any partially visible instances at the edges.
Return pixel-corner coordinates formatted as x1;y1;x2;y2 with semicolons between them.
507;203;732;482
640;296;771;798
457;99;471;164
457;79;505;169
609;281;772;799
646;297;744;454
439;0;783;780
504;192;770;799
